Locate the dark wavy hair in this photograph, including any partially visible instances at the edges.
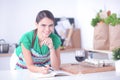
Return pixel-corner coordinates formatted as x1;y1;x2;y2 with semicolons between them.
36;10;55;24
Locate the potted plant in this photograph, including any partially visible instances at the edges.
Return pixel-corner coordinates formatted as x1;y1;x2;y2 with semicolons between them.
112;48;120;60
112;47;120;72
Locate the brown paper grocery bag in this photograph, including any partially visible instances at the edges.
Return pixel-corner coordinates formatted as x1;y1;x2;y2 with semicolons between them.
109;25;120;50
94;22;109;50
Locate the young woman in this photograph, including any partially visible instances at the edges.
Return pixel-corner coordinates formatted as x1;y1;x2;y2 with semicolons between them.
12;10;61;74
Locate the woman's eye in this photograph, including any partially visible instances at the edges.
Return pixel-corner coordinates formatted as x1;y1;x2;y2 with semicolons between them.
40;24;54;28
49;24;54;27
41;24;46;27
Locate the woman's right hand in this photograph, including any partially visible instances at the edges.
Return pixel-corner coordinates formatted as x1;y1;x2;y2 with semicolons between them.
39;65;50;74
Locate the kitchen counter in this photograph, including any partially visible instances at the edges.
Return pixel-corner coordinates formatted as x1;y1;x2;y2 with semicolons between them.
0;69;120;80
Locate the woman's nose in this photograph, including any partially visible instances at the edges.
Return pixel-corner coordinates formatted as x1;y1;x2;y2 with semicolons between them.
45;26;50;31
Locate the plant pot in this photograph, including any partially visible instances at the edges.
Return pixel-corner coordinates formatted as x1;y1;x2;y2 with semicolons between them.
115;60;120;72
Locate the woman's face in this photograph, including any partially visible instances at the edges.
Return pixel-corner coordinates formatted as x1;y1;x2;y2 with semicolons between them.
36;17;54;39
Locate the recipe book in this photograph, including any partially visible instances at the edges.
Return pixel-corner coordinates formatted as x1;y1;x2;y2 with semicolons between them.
31;70;73;78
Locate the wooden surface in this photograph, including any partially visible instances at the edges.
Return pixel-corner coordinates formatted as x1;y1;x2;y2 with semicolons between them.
65;28;81;49
0;53;12;57
61;63;115;74
60;48;80;53
71;29;81;48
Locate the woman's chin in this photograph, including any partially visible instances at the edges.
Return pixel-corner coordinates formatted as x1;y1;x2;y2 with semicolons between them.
42;33;50;38
43;35;49;38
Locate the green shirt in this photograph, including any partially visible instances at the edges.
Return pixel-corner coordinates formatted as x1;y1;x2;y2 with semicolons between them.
16;29;61;56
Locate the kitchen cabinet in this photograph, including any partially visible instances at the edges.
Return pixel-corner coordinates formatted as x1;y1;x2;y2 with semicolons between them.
0;56;10;70
60;50;78;64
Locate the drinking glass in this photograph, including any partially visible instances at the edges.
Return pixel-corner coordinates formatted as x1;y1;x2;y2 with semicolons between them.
75;49;86;73
75;50;86;63
75;50;86;74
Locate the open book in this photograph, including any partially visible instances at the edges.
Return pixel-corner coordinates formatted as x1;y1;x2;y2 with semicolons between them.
31;70;73;78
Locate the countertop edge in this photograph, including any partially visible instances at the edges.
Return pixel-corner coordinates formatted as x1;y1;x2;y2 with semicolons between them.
0;48;80;57
0;53;13;57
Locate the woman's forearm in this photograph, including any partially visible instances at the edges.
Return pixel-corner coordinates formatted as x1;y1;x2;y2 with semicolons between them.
50;48;61;70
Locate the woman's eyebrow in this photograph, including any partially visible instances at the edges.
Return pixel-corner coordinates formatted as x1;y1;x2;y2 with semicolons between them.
49;24;54;26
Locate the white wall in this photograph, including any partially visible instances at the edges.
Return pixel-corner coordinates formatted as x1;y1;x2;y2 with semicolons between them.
0;0;120;49
76;0;120;49
0;0;77;44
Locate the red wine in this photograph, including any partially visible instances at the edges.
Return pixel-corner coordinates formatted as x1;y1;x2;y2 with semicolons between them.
75;56;85;62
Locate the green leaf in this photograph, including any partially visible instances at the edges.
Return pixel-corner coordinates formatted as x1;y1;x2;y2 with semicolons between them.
91;14;102;27
112;48;120;60
104;13;120;26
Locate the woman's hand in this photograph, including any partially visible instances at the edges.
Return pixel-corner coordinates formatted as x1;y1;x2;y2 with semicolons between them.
39;65;50;74
41;38;54;50
40;38;60;70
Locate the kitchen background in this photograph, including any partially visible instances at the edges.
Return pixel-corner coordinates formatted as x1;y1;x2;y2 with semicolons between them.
0;0;120;53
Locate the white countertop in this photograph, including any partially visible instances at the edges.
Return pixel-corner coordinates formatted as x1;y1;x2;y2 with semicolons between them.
0;69;120;80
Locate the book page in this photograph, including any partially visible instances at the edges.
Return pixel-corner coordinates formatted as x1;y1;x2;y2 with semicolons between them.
31;70;72;78
51;70;73;77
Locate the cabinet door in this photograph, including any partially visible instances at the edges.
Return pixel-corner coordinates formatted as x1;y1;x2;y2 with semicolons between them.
60;52;78;64
0;57;10;70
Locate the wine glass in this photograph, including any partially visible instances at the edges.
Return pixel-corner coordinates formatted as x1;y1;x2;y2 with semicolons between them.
75;50;86;63
75;49;86;73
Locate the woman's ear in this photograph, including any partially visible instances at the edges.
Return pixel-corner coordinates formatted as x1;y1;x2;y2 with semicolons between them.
35;22;38;27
